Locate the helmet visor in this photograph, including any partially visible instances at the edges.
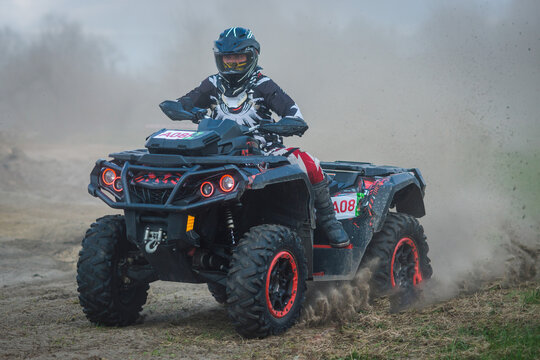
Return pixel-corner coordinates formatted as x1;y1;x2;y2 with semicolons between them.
215;48;255;75
222;53;248;71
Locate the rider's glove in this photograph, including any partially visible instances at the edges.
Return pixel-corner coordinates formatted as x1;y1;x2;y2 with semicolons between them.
258;117;309;137
191;107;207;123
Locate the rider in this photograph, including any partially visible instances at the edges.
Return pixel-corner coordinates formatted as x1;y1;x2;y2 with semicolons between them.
175;27;349;248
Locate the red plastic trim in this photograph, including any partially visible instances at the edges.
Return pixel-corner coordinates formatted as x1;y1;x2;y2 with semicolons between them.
219;174;235;193
200;181;214;198
390;237;422;287
313;244;353;249
265;251;298;318
187;247;196;257
101;168;116;186
363;179;375;189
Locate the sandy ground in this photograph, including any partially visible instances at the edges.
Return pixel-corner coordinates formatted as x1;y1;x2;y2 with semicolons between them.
0;142;538;360
0;143;232;359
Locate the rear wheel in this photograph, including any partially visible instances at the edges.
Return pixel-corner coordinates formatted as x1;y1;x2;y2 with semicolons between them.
226;224;307;338
76;215;149;326
364;213;432;309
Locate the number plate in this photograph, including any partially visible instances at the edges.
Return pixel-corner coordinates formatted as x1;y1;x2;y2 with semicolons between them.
153;130;197;140
331;193;362;220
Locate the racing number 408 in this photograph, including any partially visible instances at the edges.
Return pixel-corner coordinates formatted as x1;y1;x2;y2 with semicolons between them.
333;199;356;214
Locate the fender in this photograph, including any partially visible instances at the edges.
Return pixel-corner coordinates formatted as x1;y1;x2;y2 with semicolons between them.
366;172;425;233
246;163;311;190
243;164;315;276
244;163;314;230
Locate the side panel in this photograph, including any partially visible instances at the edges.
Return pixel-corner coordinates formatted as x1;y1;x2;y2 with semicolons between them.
311;171;425;281
312;215;373;281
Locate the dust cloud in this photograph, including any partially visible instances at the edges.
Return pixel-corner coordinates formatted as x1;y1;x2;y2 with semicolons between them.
301;267;373;326
1;0;539;323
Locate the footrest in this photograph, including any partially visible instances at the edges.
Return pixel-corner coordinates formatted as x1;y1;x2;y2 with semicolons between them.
312;245;354;277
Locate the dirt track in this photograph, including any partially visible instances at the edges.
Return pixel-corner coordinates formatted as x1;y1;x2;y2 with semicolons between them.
0;143;538;359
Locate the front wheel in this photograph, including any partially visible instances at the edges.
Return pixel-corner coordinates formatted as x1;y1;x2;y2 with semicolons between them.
226;224;307;338
76;215;149;326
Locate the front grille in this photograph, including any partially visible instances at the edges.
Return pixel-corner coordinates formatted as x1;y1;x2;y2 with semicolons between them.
129;185;173;205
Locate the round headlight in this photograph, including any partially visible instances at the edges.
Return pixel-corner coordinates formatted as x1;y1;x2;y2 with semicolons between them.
200;181;214;198
113;178;123;192
102;168;116;186
219;175;235;192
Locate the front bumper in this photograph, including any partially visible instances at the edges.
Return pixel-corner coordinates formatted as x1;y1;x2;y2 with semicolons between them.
88;159;248;212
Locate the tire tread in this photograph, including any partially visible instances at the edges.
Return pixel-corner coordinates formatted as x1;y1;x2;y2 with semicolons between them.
226;224;307;338
76;215;149;326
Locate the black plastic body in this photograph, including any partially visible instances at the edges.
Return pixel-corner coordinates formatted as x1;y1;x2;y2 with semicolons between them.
145;118;262;156
88;120;427;285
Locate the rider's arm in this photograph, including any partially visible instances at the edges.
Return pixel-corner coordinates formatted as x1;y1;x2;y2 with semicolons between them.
256;78;308;136
177;76;215;110
257;79;304;120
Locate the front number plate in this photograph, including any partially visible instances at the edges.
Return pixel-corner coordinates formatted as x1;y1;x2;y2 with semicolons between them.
153;130;196;140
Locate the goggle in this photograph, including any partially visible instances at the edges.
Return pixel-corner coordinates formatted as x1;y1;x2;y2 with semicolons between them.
221;54;248;72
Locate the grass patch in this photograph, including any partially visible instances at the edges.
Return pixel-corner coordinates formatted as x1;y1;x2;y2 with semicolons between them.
444;338;472;358
415;324;438;338
461;321;540;360
483;323;540;359
520;288;540;305
451;338;471;351
332;350;383;360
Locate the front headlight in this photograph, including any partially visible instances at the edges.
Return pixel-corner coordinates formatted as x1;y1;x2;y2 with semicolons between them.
100;167;123;195
101;168;116;186
219;174;235;192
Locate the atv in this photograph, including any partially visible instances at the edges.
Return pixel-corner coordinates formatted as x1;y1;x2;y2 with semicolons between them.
77;101;432;338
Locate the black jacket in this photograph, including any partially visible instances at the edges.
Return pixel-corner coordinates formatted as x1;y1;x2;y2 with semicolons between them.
178;71;304;148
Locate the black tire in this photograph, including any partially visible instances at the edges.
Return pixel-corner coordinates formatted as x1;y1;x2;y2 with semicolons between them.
226;224;307;338
76;215;149;326
207;282;227;304
364;213;432;308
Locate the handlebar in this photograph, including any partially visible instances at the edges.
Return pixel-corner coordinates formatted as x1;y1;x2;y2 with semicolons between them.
245;124;260;134
160;100;306;137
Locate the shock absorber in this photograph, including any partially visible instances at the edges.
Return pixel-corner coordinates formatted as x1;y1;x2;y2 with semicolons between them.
224;206;236;245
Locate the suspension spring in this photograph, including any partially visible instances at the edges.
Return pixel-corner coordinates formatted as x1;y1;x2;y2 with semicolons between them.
224;207;236;245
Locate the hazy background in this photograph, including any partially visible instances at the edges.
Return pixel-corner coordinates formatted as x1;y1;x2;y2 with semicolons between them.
1;0;538;291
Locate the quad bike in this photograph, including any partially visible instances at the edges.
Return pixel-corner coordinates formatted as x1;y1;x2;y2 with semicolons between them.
77;101;432;338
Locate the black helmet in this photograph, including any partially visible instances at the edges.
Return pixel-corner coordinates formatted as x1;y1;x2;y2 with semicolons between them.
214;27;260;89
